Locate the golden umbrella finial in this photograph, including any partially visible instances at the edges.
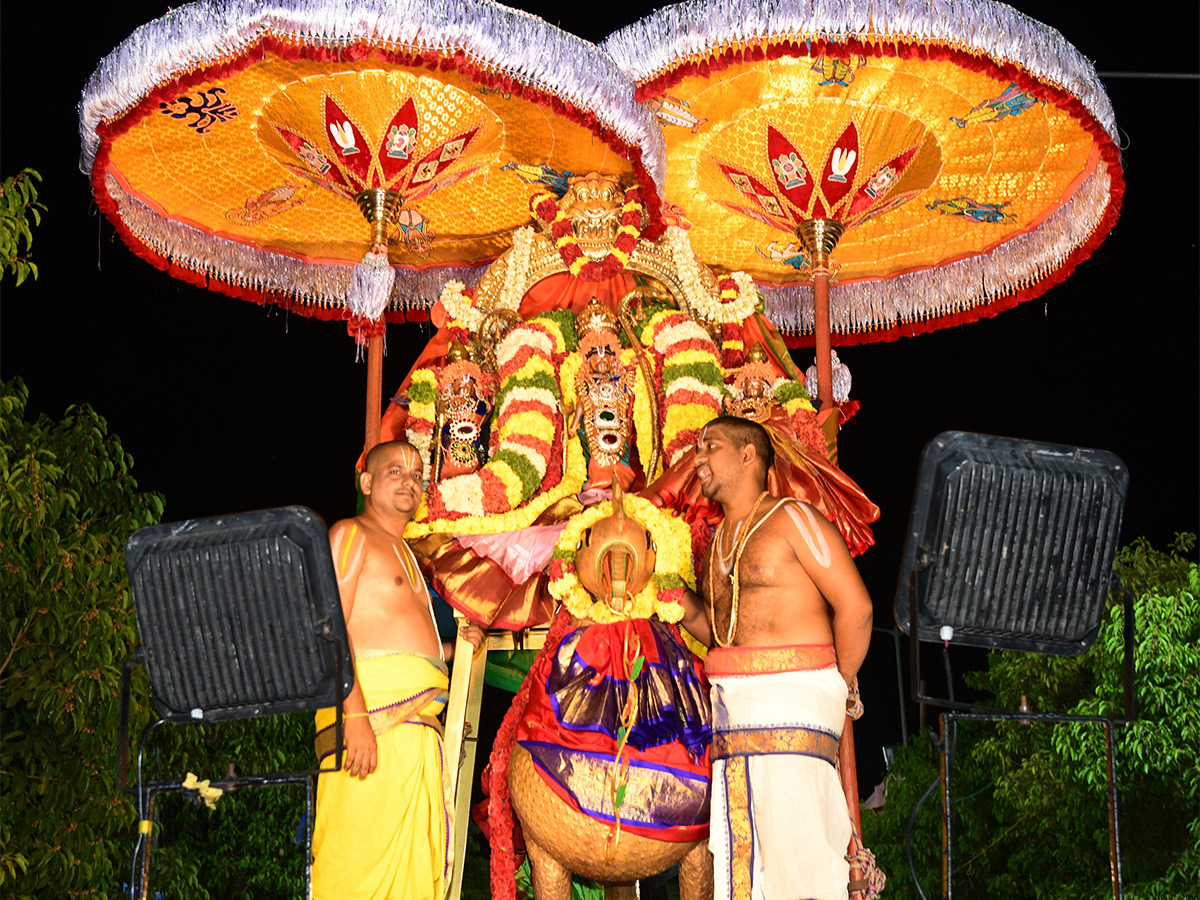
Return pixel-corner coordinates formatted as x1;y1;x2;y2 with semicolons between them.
355;189;406;249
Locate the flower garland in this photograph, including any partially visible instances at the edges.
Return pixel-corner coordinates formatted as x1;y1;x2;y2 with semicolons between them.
420;317;565;521
407;316;593;537
404;366;438;472
529;188;644;282
641;310;724;465
547;495;694;625
407;437;587;539
775;380;828;460
720;321;745;370
630;350;658;483
438;281;482;332
666;226;762;327
437;226;534;331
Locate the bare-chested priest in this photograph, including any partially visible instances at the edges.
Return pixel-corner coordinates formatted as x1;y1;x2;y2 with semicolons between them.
312;440;483;900
679;416;873;900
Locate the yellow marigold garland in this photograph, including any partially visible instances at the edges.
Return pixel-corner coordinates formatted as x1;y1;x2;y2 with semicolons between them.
547;496;694;625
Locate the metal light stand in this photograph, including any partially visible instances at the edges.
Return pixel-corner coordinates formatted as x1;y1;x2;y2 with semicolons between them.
119;506;356;900
919;579;1137;900
117;643;349;900
894;431;1132;900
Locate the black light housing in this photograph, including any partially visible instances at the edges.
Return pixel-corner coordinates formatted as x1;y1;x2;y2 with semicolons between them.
119;506;353;899
125;505;353;721
896;430;1128;658
893;432;1134;899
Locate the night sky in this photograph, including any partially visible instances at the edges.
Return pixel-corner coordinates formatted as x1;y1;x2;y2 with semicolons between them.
2;1;1197;789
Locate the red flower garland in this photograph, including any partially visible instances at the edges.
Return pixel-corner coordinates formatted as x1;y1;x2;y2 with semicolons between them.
530;188;645;282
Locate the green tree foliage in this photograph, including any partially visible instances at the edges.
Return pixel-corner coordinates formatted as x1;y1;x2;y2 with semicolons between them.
863;535;1199;899
0;379;164;897
0;170;45;287
1;380;321;899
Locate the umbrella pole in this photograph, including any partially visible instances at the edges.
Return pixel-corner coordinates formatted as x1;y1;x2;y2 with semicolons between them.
365;335;383;453
812;266;841;460
796;219;845;459
813;266;835;412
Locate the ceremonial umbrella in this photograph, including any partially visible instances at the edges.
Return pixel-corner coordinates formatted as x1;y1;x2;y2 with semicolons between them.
79;0;664;449
603;0;1124;411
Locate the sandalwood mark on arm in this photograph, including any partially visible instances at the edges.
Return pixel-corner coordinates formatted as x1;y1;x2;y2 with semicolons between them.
330;522;366;588
784;500;832;569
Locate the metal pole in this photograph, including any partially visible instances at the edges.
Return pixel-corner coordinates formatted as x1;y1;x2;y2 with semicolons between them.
1103;721;1124;900
893;627;909;745
305;776;315;900
941;714;952;899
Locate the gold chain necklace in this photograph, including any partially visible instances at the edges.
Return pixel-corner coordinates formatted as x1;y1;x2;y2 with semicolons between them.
708;491;770;648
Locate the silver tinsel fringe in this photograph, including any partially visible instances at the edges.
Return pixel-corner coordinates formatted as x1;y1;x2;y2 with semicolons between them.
80;0;665;190
761;165;1113;336
601;0;1117;142
107;173;487;313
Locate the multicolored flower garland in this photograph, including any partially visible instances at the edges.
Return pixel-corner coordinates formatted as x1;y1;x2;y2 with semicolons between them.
641;310;724;465
416;316;571;524
404;366;439;475
547;495;694;625
530;188;644;281
775;379;828;459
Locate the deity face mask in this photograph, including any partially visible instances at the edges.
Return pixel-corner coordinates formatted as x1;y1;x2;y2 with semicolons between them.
587;346;617;375
559;174;624;249
728;376;774;422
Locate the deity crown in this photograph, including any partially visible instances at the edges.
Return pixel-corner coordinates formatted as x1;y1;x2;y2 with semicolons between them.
575;298;621;347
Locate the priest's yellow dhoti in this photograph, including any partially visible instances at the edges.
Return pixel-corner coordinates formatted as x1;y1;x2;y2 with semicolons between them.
312;652;452;900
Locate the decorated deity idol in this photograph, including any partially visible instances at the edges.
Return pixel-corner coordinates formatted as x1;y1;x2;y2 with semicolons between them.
719;344;880;555
723;356;778;423
571;301;636;492
433;351;494;481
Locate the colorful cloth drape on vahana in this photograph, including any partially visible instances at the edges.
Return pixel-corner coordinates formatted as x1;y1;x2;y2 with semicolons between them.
517;617;712;841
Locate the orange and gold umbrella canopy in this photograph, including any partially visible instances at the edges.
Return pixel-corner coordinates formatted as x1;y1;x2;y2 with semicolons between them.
603;0;1123;348
81;0;666;326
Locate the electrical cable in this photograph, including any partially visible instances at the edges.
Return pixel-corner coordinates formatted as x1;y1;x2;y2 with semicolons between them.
906;770;940;900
